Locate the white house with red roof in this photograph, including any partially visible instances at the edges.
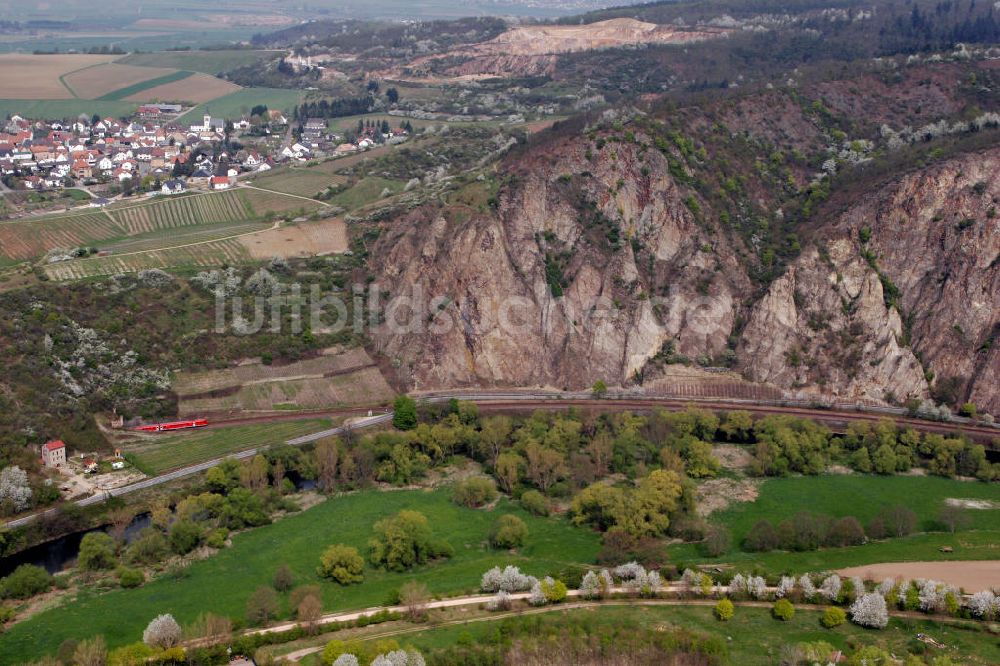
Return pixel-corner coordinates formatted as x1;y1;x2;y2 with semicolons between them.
41;440;67;467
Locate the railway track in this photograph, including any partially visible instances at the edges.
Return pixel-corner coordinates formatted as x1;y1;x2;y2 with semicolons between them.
5;391;996;528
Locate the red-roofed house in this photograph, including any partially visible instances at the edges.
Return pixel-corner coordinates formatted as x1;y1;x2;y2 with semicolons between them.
210;175;231;190
72;160;92;179
42;440;66;467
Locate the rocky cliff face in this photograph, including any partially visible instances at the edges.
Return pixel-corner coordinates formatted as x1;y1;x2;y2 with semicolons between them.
371;130;750;390
370;123;999;415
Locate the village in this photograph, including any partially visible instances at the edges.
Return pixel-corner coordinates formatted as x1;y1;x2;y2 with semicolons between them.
0;105;410;212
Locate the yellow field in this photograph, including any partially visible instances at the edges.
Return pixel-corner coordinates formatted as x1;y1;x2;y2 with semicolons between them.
124;72;240;104
0;54;119;99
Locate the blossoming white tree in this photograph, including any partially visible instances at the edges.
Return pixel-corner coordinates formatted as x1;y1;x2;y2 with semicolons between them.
774;576;795;599
850;593;889;629
819;575;841;601
142;614;182;648
968;591;997;619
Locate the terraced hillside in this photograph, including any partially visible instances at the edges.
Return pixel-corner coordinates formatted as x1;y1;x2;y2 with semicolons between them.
1;188;324;276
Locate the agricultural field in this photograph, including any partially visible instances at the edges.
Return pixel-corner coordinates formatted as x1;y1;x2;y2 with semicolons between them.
667;474;1000;572
251;167;347;199
238;217;348;259
189;87;302;119
0;99;137;120
117;50;276;75
62;63;180;99
118;418;333;474
0;53;240;109
0;211;121;261
173;348;391;415
1;188;325;277
123;72;240;104
0;489;600;659
43;237;253;280
0;53;119;98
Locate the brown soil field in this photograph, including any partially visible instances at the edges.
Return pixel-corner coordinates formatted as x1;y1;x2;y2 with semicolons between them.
124;72;240;104
0;54;119;99
173;347;393;414
238;217;347;259
63;63;176;99
837;561;1000;590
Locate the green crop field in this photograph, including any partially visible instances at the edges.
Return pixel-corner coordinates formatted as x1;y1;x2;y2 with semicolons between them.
189;88;302;120
334;605;1000;666
0;99;138;120
0;489;601;660
117;50;276;75
96;70;194;101
120;419;333;474
667;475;1000;572
109;190;253;234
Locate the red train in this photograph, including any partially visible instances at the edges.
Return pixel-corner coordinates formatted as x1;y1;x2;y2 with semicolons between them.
134;418;208;433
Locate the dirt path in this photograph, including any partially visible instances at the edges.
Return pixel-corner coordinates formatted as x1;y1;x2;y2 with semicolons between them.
837;561;1000;589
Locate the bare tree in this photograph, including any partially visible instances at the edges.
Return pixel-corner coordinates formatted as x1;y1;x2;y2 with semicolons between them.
398;580;430;622
495;452;522;494
107;507;134;543
271;458;286;489
72;636;107;666
314;439;340;492
938;505;970;533
241;455;270;491
586;432;613;478
297;594;323;634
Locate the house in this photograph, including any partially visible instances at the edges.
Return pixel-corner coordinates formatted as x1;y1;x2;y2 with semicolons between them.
41;440;67;467
83;458;98;474
72;160;92;179
210;175;231;190
189;168;212;185
162;179;186;195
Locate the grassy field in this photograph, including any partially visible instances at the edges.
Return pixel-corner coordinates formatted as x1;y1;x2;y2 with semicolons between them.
120;419;334;474
351;605;1000;666
117;50;276;75
668;474;1000;572
189;88;302;119
330;177;406;212
251;168;347;199
0;99;137;120
0;489;601;660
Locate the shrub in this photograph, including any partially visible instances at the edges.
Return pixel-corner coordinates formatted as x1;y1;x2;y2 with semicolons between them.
540;577;568;603
205;528;228;549
392;395;418;430
519;489;549;516
368;510;452;571
452;477;498;508
318;544;364;584
821;606;846;628
714;598;734;621
78;532;117;570
0;564;52;599
489;514;529;549
125;528;169;565
744;519;779;552
168;520;203;555
117;567;145;589
827;517;865;547
773;599;795;621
